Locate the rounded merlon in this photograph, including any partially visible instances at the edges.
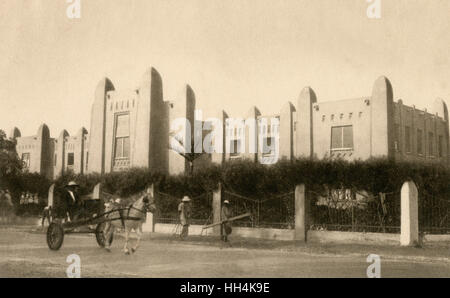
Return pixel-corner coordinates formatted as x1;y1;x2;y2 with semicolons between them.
433;98;448;120
37;123;50;140
58;129;69;140
9;127;21;139
281;101;296;113
246;106;261;118
372;76;393;102
298;86;317;105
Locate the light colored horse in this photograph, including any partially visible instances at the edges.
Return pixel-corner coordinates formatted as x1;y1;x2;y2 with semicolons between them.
102;193;156;254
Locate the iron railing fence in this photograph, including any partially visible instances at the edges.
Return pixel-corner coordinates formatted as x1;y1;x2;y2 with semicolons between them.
308;189;401;234
153;186;450;234
222;190;294;229
419;191;450;234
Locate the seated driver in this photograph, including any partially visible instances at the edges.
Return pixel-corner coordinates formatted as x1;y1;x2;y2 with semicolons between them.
63;181;83;221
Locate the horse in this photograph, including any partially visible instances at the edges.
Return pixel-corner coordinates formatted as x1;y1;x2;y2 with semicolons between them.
102;192;156;254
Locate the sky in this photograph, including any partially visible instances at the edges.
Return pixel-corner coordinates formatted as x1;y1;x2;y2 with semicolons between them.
0;0;449;137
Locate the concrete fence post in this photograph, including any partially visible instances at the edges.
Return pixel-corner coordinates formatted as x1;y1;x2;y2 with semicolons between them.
48;184;55;207
147;184;156;232
212;183;222;236
294;184;307;242
93;183;102;200
400;180;419;246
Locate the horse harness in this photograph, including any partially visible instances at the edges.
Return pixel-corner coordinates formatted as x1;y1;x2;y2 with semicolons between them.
117;204;148;228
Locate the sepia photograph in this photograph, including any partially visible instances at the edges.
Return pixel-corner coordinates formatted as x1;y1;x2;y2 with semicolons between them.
0;0;449;284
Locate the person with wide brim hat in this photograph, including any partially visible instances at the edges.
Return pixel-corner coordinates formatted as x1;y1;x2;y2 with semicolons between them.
221;200;232;244
178;195;192;239
61;181;82;221
65;181;80;188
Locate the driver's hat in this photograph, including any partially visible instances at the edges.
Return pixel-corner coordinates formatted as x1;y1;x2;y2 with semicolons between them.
182;196;191;202
66;181;79;187
223;200;230;204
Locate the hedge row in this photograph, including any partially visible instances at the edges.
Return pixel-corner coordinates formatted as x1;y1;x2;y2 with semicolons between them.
4;158;450;221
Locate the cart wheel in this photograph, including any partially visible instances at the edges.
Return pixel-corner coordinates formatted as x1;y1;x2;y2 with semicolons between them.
47;222;64;251
95;222;113;247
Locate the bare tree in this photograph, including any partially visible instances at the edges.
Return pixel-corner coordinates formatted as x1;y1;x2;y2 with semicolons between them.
169;132;204;175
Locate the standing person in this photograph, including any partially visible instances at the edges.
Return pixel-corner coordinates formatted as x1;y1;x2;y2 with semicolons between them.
0;190;13;224
221;200;232;244
4;190;12;206
178;196;191;240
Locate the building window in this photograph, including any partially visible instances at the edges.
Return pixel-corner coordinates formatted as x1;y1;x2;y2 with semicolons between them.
331;126;353;150
428;132;434;156
262;137;275;156
67;153;74;166
417;129;423;155
22;153;30;168
115;138;130;158
230;139;241;157
438;135;444;158
405;126;411;153
114;114;130;159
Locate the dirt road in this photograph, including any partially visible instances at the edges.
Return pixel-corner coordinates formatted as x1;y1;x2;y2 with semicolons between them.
1;226;450;278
